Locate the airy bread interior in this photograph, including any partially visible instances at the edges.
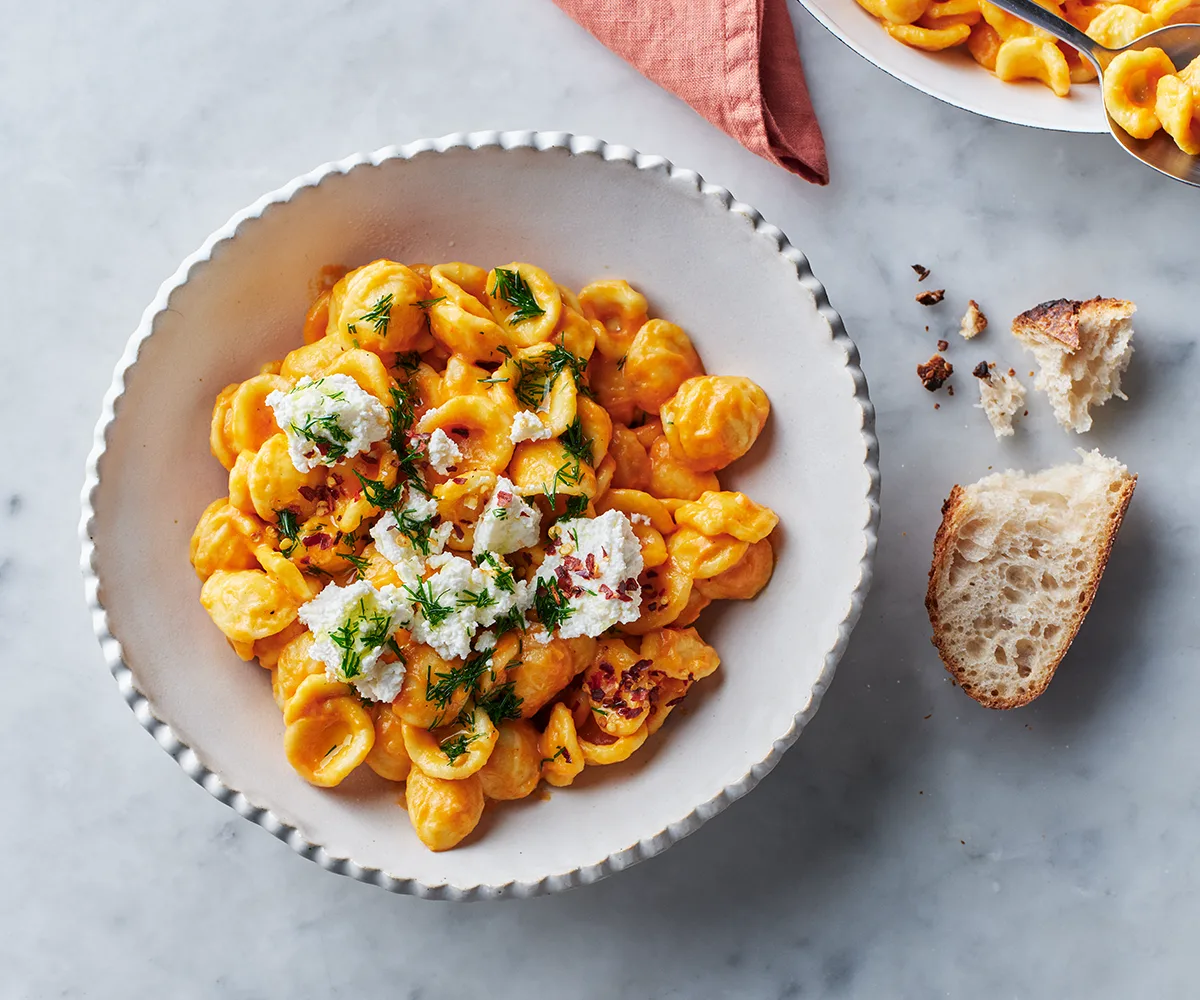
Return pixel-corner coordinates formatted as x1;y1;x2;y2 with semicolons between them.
1012;298;1135;433
926;450;1134;708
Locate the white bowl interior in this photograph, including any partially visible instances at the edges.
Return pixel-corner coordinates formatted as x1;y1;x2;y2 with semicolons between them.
90;143;874;891
797;0;1107;133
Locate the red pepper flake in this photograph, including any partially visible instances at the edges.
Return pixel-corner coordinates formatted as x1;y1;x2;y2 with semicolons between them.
585;553;597;577
599;583;616;600
497;490;513;505
452;477;466;485
302;532;335;550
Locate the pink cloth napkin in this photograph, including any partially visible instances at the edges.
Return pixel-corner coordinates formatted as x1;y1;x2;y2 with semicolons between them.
552;0;828;185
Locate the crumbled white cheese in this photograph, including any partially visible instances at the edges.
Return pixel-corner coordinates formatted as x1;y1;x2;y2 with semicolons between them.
266;374;389;473
629;513;651;525
473;629;497;652
426;428;463;475
510;409;552;444
298;580;411;701
408;553;522;660
534;509;643;639
369;488;453;582
472;477;541;556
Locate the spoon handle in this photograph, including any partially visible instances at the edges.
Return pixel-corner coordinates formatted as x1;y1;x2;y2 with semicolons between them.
981;0;1108;66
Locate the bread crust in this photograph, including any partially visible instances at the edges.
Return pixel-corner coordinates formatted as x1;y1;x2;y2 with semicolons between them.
925;474;1136;709
1011;296;1136;353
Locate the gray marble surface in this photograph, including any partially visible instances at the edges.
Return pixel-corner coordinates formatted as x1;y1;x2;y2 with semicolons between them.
4;0;1198;996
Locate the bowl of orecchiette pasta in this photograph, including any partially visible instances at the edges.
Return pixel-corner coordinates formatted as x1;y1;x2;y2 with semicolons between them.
81;131;879;898
794;0;1155;132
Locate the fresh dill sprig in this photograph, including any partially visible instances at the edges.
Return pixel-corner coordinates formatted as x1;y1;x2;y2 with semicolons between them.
542;459;582;506
425;650;495;709
478;552;516;593
557;493;589;522
457;588;496;610
558;415;593;466
386;383;429;496
413;296;446;310
291;413;351;462
341;550;370;580
533;577;574;632
328;598;394;679
354;471;405;511
276;508;301;556
499;343;589;409
616;354;627;371
439;731;480;765
359;293;394;336
490;267;545;323
476;681;523;727
406;579;454;627
490;606;527;635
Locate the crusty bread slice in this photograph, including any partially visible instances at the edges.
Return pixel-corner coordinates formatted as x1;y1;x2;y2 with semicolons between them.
926;450;1135;709
1011;297;1135;433
974;362;1025;439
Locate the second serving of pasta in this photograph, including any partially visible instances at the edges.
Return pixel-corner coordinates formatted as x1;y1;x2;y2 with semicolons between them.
191;258;778;852
853;0;1200;155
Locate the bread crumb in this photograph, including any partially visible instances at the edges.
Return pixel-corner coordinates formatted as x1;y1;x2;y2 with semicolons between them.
934;403;940;409
959;300;988;339
973;361;1026;438
918;354;953;391
937;339;949;351
917;289;945;306
912;264;931;281
947;385;955;396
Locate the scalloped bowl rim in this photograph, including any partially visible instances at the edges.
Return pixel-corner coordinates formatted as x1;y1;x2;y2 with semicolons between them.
79;130;881;899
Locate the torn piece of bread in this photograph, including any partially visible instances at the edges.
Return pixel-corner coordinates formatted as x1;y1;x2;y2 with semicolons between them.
972;362;1026;438
926;450;1135;709
1011;297;1135;433
960;300;988;339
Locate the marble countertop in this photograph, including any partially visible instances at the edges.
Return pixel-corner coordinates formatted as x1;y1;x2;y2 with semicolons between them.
5;0;1198;996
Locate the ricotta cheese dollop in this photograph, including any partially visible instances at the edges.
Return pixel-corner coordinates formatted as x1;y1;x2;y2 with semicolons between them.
534;509;644;639
298;579;411;702
509;409;552;444
472;476;542;557
267;374;390;473
426;428;463;475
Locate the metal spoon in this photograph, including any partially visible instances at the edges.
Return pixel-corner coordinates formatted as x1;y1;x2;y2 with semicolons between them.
983;0;1200;186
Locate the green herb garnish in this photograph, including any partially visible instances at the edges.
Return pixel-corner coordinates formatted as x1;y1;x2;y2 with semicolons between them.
276;508;301;556
478;552;516;593
359;293;394;336
328;598;394;679
533;577;574;632
405;579;454;628
413;296;446;310
490;268;544;324
440;731;480;765
559;415;593;466
476;681;523;727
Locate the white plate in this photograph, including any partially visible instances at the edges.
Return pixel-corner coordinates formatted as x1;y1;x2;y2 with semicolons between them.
796;0;1107;132
80;132;879;899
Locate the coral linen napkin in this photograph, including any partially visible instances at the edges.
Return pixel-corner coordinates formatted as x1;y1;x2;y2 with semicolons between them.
552;0;828;184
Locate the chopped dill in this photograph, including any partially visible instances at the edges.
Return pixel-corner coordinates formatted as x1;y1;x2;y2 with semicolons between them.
478;552;516;593
328;598;394;679
359;293;394;336
406;579;454;627
440;731;480;765
457;588;496;609
291;412;351;462
425;650;494;708
499;342;589;409
490;267;544;323
533;577;574;632
275;508;301;556
559;415;593;466
341;550;370;580
540;745;570;766
413;296;446;310
477;681;523;727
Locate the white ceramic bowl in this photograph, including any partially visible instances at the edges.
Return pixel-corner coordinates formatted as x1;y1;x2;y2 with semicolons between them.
795;0;1106;132
80;132;879;899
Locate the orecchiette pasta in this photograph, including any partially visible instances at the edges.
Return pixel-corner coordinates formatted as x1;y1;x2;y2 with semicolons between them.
853;0;1200;151
191;259;778;851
